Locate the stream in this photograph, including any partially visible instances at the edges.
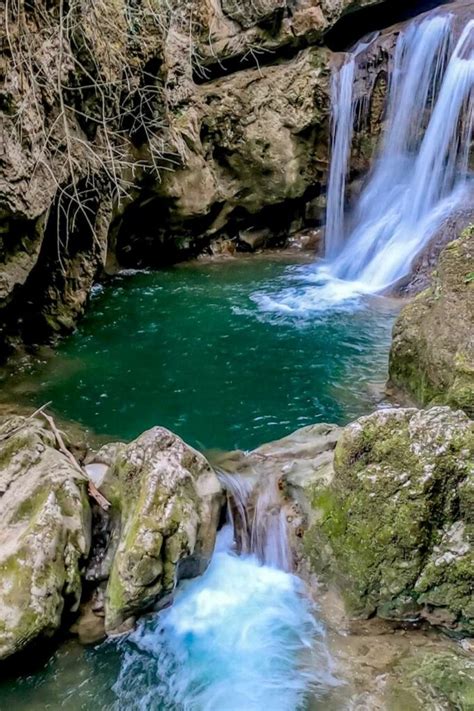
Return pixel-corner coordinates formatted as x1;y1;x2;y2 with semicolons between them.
1;7;473;710
0;256;399;710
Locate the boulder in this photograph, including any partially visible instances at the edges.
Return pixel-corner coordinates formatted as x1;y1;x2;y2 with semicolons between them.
0;416;91;659
304;407;474;634
97;427;223;633
389;225;474;416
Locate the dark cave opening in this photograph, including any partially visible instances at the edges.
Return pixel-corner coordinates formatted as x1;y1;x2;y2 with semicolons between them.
324;0;455;51
194;0;456;84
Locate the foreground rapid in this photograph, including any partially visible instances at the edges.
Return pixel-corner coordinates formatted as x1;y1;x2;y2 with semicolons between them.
113;526;334;711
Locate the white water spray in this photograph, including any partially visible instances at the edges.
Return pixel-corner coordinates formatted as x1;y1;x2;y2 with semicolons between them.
325;14;474;294
112;476;335;710
325;36;378;259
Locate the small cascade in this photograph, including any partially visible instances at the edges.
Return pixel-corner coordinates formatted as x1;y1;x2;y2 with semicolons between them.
217;467;293;572
322;13;474;297
113;470;335;710
324;56;358;259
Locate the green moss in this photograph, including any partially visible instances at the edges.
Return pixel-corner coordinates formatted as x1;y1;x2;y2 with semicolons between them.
302;408;474;631
399;652;474;710
389;226;474;415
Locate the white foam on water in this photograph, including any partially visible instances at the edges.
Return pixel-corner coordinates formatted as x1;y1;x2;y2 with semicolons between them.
255;15;473;315
328;16;474;294
113;530;335;710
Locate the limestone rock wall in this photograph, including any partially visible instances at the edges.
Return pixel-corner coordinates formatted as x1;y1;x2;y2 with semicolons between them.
389;225;474;416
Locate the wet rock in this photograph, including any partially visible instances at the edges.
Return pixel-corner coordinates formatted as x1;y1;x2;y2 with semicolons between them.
99;427;223;634
303;407;474;634
237;228;271;252
214;424;342;565
397;206;474;296
287;228;323;252
389;225;474;416
388;650;474;710
0;416;91;659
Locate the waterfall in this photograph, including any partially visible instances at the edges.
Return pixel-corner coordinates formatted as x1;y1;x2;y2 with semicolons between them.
112;471;336;710
323;14;474;295
217;468;293;572
325;35;379;259
324;57;357;259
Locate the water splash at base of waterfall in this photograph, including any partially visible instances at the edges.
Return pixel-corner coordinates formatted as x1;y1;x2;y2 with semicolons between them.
112;525;334;711
326;16;474;295
258;14;474;314
112;464;336;711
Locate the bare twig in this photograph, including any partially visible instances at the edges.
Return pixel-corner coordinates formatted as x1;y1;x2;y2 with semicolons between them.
40;411;110;510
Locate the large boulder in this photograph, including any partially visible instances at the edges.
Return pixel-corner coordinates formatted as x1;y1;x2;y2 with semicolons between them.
96;427;223;633
389;225;474;416
304;407;474;634
0;416;91;659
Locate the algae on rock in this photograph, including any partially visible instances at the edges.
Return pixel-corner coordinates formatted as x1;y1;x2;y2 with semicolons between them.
303;406;474;634
0;416;91;660
389;226;474;416
99;427;223;633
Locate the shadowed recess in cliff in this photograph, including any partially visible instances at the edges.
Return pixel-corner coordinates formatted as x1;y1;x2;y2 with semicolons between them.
324;0;455;51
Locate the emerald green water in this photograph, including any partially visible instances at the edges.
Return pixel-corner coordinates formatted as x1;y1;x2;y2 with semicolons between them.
0;256;402;709
4;257;398;452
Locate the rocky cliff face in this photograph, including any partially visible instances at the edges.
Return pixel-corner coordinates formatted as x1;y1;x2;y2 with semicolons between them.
390;225;474;415
1;0;396;358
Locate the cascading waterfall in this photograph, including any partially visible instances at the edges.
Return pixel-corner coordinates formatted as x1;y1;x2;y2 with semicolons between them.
252;13;473;316
324;56;358;260
218;468;293;572
324;14;474;294
325;35;379;260
112;471;335;710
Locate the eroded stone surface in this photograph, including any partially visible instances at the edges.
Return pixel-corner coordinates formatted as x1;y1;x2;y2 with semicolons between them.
303;407;474;634
389;226;474;416
0;417;91;660
98;427;223;633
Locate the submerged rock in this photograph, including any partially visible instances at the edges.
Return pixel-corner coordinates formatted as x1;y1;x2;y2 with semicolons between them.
0;417;91;660
389;225;474;416
303;406;474;634
94;427;223;634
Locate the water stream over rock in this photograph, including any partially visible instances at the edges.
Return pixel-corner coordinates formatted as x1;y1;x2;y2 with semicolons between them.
1;6;473;710
112;513;334;711
326;15;474;292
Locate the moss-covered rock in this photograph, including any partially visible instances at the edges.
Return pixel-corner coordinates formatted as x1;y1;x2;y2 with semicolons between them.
304;407;474;634
101;427;223;633
388;650;474;710
389;226;474;416
0;416;91;660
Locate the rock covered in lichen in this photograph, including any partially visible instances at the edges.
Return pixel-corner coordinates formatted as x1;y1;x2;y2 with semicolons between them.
389;650;474;710
304;407;474;633
389;225;474;416
0;417;91;659
98;427;223;633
